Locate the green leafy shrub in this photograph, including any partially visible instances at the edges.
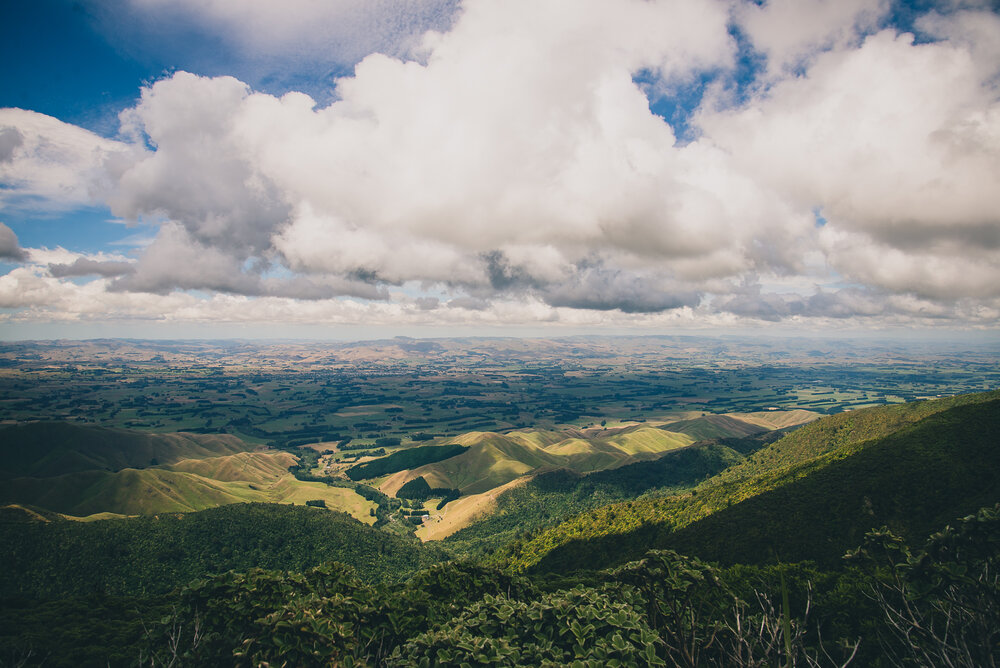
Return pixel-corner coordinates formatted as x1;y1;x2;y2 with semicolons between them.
606;550;733;667
149;561;368;666
388;586;666;667
846;504;1000;667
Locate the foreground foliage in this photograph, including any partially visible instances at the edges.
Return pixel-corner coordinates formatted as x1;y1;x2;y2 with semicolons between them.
3;505;997;666
846;504;1000;667
0;503;444;599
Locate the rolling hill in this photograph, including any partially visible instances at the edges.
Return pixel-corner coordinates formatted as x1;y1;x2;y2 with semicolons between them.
439;439;754;555
0;423;377;521
0;502;446;600
493;391;1000;573
0;422;252;478
661;397;1000;565
376;410;816;500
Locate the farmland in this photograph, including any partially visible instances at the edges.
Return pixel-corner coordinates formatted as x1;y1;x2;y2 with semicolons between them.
1;336;995;452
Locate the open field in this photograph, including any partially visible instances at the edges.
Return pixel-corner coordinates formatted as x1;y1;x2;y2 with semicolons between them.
1;337;995;450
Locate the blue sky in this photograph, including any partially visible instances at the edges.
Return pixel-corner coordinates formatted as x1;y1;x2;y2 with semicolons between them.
1;0;999;339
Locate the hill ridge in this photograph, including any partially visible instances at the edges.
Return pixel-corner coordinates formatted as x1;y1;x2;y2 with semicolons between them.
492;391;1000;573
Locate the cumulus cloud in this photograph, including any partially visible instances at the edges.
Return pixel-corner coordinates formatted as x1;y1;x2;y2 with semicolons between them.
2;0;1000;330
714;283;990;323
3;265;995;332
104;223;387;300
736;0;890;75
48;257;136;278
0;127;24;163
699;26;1000;302
109;74;290;257
123;0;459;67
0;109;128;211
917;8;1000;80
0;223;26;261
100;0;743;311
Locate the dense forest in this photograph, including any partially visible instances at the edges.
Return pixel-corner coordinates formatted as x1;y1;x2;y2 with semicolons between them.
345;444;470;481
0;504;444;600
3;505;997;667
489;392;1000;573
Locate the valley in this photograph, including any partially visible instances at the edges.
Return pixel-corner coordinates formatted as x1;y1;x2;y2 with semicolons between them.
0;335;997;667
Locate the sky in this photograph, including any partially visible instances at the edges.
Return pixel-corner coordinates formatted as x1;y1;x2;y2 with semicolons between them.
1;0;999;340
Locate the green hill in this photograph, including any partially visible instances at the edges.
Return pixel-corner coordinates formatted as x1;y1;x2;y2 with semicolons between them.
709;391;996;484
444;439;752;557
661;396;1000;566
0;424;378;520
345;443;470;481
3;466;259;516
496;392;1000;573
655;414;770;441
0;422;253;479
1;453;378;519
0;502;445;600
381;427;698;497
0;503;66;523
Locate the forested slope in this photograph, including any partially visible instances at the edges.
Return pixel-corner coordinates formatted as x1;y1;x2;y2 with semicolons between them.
663;397;1000;565
444;435;770;556
0;424;381;519
0;503;445;600
495;392;1000;573
0;422;252;478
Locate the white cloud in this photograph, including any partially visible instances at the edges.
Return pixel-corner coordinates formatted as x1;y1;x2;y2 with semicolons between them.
48;257;136;278
2;0;1000;332
3;268;995;333
736;0;890;75
698;28;1000;300
819;227;1000;300
126;0;459;65
917;8;1000;79
0;109;129;211
109;73;290;257
102;0;744;307
0;222;26;261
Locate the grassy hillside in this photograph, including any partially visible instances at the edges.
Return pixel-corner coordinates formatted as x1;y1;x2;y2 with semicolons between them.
710;391;997;485
4;466;260;516
728;409;820;430
380;426;705;497
0;502;445;600
495;392;1000;573
394;411;814;496
415;476;533;541
0;422;252;479
1;461;378;520
381;432;564;496
441;439;753;557
0;423;379;520
345;443;469;481
0;503;66;523
654;414;768;441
